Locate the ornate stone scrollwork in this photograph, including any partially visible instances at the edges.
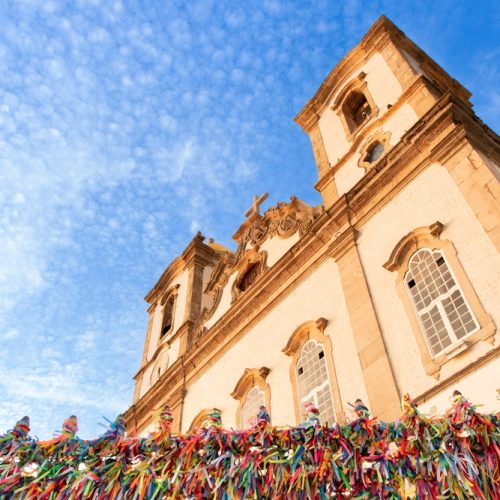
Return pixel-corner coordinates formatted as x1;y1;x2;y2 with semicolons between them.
246;197;323;245
190;325;207;346
298;213;316;236
250;219;269;245
277;214;298;238
192;251;236;336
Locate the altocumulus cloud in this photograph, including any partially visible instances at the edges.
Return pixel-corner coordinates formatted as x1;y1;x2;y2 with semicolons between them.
0;0;497;437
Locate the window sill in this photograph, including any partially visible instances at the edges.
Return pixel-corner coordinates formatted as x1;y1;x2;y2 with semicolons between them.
442;339;469;357
423;320;496;379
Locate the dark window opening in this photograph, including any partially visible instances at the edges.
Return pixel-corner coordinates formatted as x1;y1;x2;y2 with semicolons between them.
407;279;416;289
239;263;259;292
436;256;445;266
298;367;304;376
364;141;385;164
318;351;325;359
161;322;172;337
161;296;175;338
343;91;371;133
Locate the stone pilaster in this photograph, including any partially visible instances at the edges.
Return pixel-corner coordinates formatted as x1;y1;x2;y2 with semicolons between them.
331;228;400;420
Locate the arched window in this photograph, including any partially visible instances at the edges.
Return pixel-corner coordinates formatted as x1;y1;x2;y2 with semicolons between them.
283;319;344;424
296;340;335;423
160;295;175;338
240;386;265;428
187;409;211;433
238;263;260;292
384;222;495;377
231;367;271;428
342;91;372;133
405;248;478;356
231;249;268;303
333;73;378;141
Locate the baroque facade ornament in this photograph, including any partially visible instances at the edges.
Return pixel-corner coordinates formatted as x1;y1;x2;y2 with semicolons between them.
189;325;207;347
191;196;324;341
240;197;323;248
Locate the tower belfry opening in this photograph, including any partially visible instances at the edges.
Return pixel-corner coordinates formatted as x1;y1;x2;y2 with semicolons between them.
343;91;371;132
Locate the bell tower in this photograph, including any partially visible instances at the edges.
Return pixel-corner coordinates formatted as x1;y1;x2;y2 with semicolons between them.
130;233;224;432
295;15;473;209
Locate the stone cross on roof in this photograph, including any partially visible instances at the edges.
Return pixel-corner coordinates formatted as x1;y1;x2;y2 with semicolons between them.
244;192;268;218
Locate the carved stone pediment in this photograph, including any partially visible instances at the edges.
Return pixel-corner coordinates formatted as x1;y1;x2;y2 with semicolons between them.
231;367;270;399
235;197;323;251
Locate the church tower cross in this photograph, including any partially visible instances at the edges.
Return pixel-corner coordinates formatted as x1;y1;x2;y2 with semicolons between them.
244;192;268;218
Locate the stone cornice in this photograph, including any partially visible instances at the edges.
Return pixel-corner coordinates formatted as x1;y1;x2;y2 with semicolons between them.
415;345;500;406
125;97;496;429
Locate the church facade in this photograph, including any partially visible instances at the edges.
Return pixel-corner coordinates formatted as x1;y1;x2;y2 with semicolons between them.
125;16;500;434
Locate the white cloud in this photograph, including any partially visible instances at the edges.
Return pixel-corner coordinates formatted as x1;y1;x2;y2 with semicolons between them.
1;328;20;340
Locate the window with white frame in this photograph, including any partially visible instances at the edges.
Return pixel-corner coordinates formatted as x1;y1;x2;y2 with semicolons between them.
405;248;479;356
296;340;335;423
240;386;265;428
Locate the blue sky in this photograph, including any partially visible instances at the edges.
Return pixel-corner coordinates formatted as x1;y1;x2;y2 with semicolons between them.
0;0;498;439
